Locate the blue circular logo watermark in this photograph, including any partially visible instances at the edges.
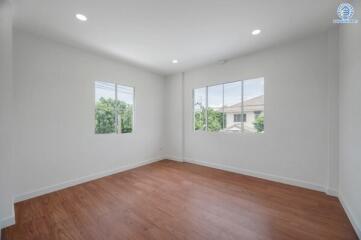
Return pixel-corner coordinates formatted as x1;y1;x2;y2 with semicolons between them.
337;3;354;20
333;2;358;24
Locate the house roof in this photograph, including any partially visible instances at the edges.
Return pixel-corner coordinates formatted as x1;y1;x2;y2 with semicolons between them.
223;95;264;113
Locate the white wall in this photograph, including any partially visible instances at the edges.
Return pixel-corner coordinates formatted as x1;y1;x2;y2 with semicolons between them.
163;74;183;161
326;27;340;196
12;30;165;201
0;0;15;229
165;30;339;193
338;0;361;237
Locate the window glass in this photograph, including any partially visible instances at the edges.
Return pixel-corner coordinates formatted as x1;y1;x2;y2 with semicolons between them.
193;77;264;134
224;81;243;133
117;85;134;133
243;78;264;133
194;88;207;131
95;81;116;134
207;84;224;132
95;81;134;134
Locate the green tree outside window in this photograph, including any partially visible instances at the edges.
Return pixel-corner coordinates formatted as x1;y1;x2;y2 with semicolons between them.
95;97;133;134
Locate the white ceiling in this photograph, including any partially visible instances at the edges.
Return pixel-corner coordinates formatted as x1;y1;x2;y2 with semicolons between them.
13;0;342;75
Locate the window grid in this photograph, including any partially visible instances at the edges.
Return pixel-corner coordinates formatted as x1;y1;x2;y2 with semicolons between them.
193;78;264;134
95;81;134;135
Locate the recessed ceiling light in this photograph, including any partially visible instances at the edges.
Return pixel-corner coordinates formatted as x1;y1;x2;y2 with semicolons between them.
76;14;87;22
252;29;261;35
172;59;179;64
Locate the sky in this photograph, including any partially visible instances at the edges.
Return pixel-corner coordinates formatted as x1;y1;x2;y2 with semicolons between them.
95;81;134;103
195;78;264;108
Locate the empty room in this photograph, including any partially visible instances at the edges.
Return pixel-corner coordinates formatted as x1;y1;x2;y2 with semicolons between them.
0;0;360;239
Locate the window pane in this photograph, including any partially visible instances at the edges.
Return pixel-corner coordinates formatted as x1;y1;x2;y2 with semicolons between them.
117;85;134;133
224;81;242;133
243;78;264;133
233;113;246;122
207;84;224;132
194;88;206;131
234;114;241;122
95;81;116;134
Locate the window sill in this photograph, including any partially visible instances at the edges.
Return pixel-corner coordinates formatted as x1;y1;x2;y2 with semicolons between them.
193;130;264;136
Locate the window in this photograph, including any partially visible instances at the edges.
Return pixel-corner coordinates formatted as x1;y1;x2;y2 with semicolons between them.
243;78;264;133
234;114;246;123
224;80;243;132
193;77;264;133
207;84;224;132
95;81;134;134
95;81;117;134
193;88;206;131
117;85;134;133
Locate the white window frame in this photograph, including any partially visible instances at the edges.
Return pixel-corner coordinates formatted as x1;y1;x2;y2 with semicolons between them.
193;77;264;134
94;81;135;135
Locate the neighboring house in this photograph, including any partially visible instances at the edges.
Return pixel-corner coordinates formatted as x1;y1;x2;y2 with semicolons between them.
223;95;264;132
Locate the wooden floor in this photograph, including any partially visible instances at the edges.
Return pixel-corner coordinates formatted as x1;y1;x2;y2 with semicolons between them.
2;160;358;240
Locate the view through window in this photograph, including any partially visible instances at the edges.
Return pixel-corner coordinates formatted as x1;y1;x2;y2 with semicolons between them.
193;78;264;133
207;85;224;132
193;87;207;131
95;81;134;134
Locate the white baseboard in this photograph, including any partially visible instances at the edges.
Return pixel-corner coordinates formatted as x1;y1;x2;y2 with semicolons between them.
326;188;338;197
14;157;161;203
0;202;15;231
338;193;361;239
184;158;326;193
163;156;184;162
0;214;15;230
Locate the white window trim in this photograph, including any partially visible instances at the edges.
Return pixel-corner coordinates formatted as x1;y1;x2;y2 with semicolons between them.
192;77;264;135
94;81;135;135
